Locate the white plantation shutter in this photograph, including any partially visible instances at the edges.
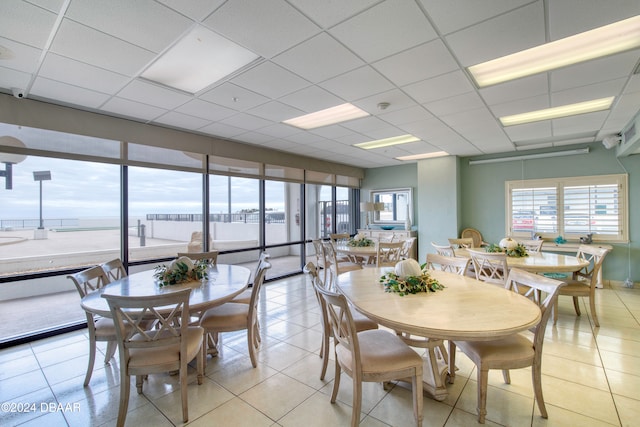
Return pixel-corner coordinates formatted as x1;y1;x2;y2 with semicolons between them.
506;174;627;242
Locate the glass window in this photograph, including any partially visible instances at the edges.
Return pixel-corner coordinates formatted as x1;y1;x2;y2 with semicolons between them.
506;174;628;242
128;166;202;261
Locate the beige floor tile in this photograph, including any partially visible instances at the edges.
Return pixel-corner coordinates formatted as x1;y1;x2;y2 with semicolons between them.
281;327;323;353
613;394;640;427
207;360;278;395
369;384;451;427
599;349;640;376
279;352;335;388
455;379;535;426
187;397;275;427
239;372;316;420
17;410;69;427
317;373;390;415
605;369;640;399
278;390;362;427
256;340;311;371
542;375;619;424
543;339;602;366
596;334;640;356
444;408;502;426
0;387;58;426
531;404;619;426
541;353;609;390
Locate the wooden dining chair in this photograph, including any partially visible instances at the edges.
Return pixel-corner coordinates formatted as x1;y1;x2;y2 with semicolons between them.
450;268;565;423
519;239;544;253
103;288;204;427
304;262;378;380
176;250;219;266
375;241;404;267
448;237;475;248
400;237;417;260
431;241;455;257
425;253;471;275
323;241;362;285
68;265;121;386
468;248;509;286
554;244;610;327
461;227;488;248
313;272;424;427
100;258;127;282
199;257;271;368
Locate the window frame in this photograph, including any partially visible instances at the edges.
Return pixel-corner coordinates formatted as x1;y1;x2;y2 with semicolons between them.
506;174;628;243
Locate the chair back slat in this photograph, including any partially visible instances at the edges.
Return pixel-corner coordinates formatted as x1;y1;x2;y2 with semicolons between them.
376;241;404;267
101;258;127;283
426;253;470;275
468;249;509;286
448;237;474;248
519;240;544;253
574;244;610;286
68;265;110;298
431;242;455;257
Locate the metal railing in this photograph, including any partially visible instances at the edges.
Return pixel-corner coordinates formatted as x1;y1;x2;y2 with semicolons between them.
146;212;286;224
0;218;79;229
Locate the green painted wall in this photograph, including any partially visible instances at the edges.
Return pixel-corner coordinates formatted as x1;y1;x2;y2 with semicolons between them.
362;142;639;282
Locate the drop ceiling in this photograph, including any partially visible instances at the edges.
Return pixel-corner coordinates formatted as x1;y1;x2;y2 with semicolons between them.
0;0;639;168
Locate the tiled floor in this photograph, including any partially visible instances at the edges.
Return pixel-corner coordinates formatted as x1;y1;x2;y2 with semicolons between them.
1;273;638;426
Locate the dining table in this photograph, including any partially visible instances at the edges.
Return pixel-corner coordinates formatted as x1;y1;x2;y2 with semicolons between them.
336;267;542;401
334;243;378;264
81;264;251;318
455;248;590;273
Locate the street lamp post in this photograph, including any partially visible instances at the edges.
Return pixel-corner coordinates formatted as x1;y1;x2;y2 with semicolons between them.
33;171;51;239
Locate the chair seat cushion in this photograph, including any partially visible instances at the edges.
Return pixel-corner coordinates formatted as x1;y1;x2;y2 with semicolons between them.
558;279;591;296
94;317;118;337
230;289;252;304
200;303;249;329
128;326;203;368
350;308;378;332
336;329;422;373
456;333;534;367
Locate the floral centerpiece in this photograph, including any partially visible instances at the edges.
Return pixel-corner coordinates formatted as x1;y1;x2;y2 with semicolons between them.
379;259;445;296
154;256;209;287
486;237;528;257
347;233;374;247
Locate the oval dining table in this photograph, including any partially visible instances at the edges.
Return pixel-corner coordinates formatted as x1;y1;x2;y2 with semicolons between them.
455;248;589;273
336;267;541;401
81;264;251;318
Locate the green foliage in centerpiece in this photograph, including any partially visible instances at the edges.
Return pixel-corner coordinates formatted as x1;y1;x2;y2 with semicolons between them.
486;243;529;257
379;263;445;296
154;257;209;287
347;233;374;247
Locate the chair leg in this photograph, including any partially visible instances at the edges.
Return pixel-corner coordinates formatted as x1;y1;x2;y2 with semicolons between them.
589;296;600;327
180;361;189;422
532;363;548;418
572;296;581;316
553;300;559;325
447;341;457;384
351;377;362;427
477;367;489;424
197;338;204;385
84;331;97;387
248;323;258;368
104;340;117;363
116;370;130;427
412;369;424;427
136;375;143;394
320;329;330;380
330;360;341;403
502;369;511;384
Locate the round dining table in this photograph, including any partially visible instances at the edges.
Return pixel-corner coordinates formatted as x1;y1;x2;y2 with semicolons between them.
455;248;589;273
81;264;251;317
336;267;541;400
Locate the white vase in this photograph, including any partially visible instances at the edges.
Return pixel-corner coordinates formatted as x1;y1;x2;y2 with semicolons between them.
405;205;412;231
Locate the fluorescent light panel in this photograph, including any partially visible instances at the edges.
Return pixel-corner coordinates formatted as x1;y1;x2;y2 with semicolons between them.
396;151;449;161
500;97;614;126
142;26;259;93
468;148;589;165
283;103;369;129
469;15;640;87
354;134;420;149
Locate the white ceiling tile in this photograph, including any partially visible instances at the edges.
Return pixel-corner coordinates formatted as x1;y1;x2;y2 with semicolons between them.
424;92;484;117
445;2;545;66
552;78;627;106
353;89;419;115
0;1;58;48
231;61;310;99
378;105;434;126
489;94;549;117
39;53;129;94
288;0;380;28
175;99;237;121
246;101;304;122
503;121;552;142
309;124;355;139
203;0;319;58
285;131;330;145
373;39;459;86
234;131;274;145
118;80;191;109
548;0;640;40
220;113;272;131
552;111;609;136
551;51;640;92
157;0;225;21
100;97;166;121
279;85;343;113
418;0;532;35
0;37;42;73
66;0;192;53
0;66;32;90
341;116;399;135
152;111;210;129
256;123;301;138
480;74;548;106
50;19;156;76
30;76;110;108
199;122;245;138
200;82;269;111
330;0;437;62
403;70;474;104
319;66;394;100
273;33;364;83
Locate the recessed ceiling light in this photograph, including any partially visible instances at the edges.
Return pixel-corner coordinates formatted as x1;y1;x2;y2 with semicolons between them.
141;26;260;93
395;151;449;161
283;103;369;129
354;134;420;149
469;15;640;87
499;97;615;126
